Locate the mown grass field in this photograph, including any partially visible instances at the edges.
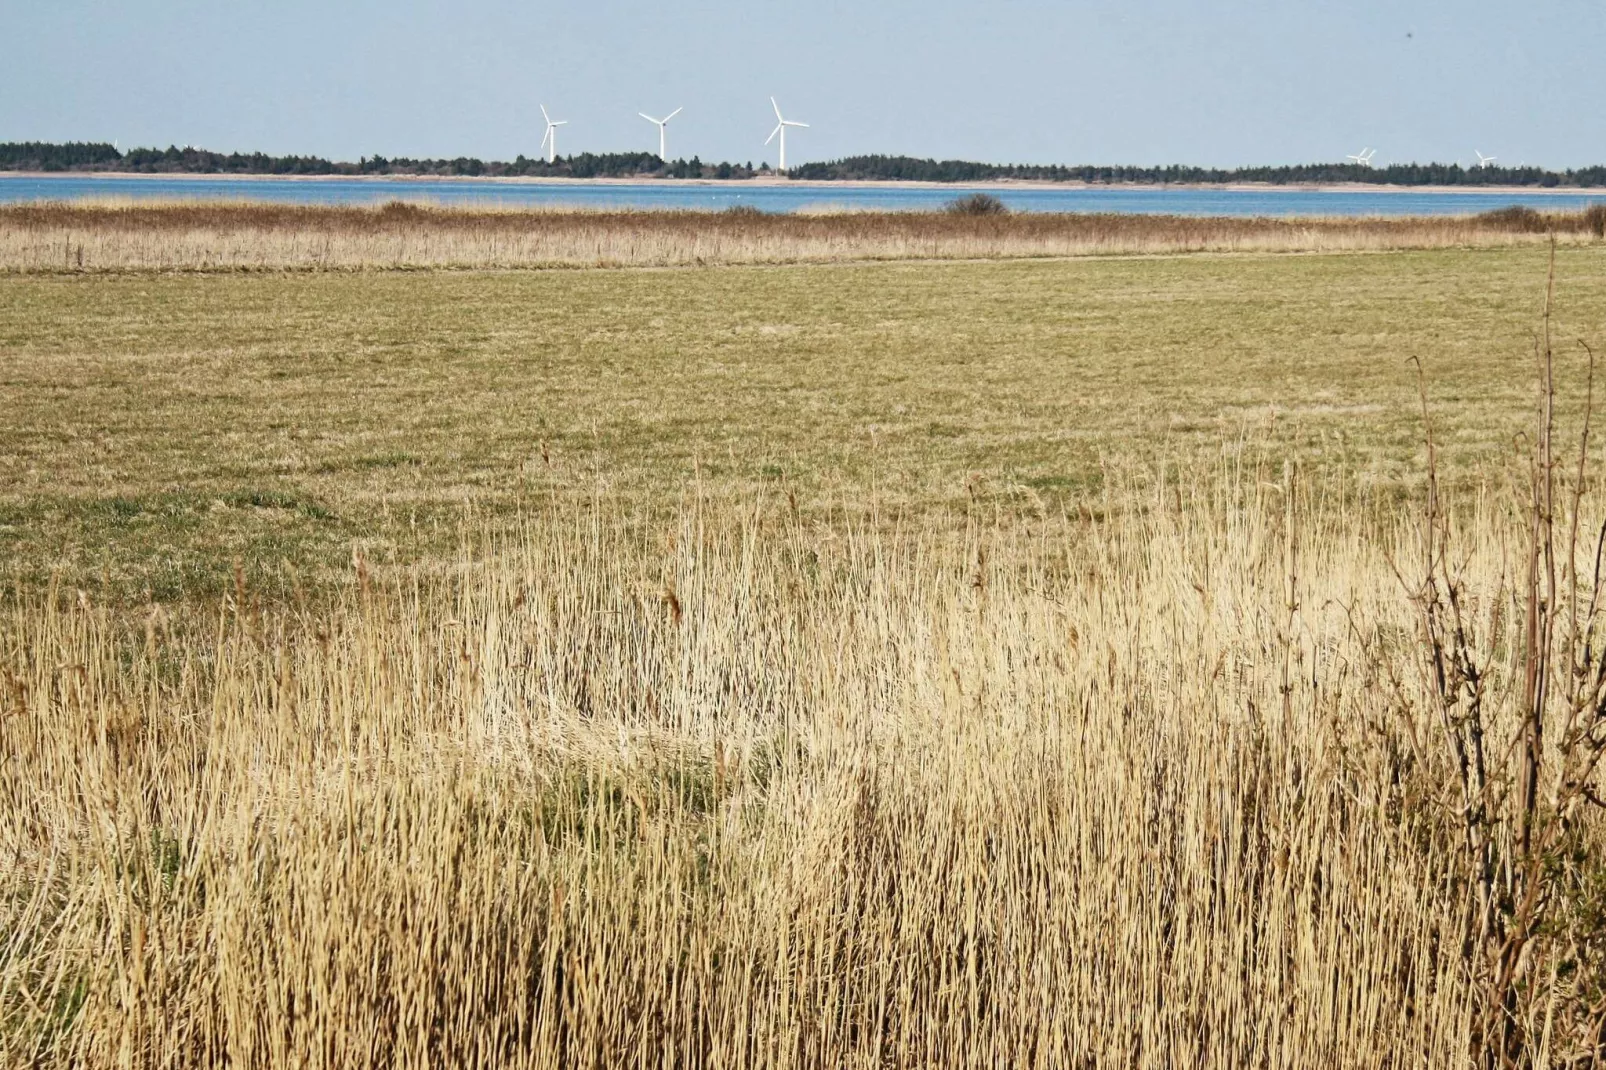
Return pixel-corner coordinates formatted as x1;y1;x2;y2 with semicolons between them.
2;244;1603;600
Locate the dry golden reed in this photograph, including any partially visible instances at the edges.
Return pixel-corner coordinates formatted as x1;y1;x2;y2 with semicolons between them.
3;199;1602;272
4;462;1603;1067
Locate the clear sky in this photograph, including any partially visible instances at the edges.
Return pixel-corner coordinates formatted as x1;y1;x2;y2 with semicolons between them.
5;0;1604;169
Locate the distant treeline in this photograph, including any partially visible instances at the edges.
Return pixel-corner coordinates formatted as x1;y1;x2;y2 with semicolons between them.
0;142;762;179
793;155;1606;188
5;142;1606;187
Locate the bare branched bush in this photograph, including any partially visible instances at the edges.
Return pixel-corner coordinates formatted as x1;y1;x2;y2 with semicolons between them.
1406;247;1606;1065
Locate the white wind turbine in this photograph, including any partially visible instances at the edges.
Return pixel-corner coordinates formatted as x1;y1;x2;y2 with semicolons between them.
1346;147;1376;167
639;107;683;161
1474;150;1497;168
540;105;568;164
765;97;809;173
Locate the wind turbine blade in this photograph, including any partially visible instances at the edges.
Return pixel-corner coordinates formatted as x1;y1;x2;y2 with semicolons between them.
541;105;551;123
641;113;658;123
772;97;784;122
541;127;551;149
765;123;782;145
786;121;810;128
666;107;683;122
553;121;568;127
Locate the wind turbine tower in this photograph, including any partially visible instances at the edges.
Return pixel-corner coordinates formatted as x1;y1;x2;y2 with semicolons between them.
639;107;683;161
540;105;568;165
765;98;810;173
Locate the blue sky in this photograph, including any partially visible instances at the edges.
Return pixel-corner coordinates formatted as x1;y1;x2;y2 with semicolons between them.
4;0;1603;168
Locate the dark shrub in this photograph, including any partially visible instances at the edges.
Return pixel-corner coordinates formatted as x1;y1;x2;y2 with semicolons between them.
1476;205;1548;233
376;200;429;222
1585;203;1606;239
945;192;1009;217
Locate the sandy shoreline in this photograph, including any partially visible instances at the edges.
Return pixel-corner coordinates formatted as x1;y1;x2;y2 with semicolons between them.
2;170;1601;197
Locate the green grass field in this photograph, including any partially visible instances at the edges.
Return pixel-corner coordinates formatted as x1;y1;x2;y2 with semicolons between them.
3;245;1603;599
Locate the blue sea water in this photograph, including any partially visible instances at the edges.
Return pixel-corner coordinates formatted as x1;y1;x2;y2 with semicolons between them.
2;173;1603;217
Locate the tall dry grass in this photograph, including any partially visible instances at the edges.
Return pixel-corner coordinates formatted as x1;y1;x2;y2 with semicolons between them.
4;453;1604;1066
3;199;1602;272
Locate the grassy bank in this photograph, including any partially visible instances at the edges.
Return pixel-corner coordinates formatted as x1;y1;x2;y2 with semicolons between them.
2;200;1603;272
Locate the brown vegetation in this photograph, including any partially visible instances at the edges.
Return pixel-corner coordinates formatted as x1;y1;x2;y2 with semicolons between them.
4;444;1605;1066
3;199;1603;272
3;229;1605;1065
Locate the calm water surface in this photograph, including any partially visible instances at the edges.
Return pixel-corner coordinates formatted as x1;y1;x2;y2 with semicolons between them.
3;174;1603;217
